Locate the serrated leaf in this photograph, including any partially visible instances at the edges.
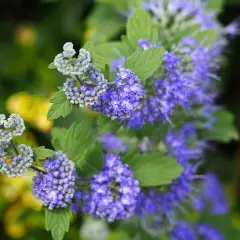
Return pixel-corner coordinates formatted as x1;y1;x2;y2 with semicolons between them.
48;62;56;69
207;109;239;143
97;114;120;134
47;91;72;120
125;153;183;187
33;147;54;160
63;121;95;161
51;127;68;150
45;206;72;240
76;142;104;177
126;47;164;80
127;8;155;48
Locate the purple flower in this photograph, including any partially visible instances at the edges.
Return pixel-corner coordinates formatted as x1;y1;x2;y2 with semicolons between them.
197;224;224;240
225;19;240;37
63;64;108;107
192;173;228;214
171;221;197;240
92;68;145;120
82;154;140;222
99;133;127;153
136;124;204;222
32;151;75;209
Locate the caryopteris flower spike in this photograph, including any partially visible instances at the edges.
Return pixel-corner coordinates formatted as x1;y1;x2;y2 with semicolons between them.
32;151;75;209
2;1;239;239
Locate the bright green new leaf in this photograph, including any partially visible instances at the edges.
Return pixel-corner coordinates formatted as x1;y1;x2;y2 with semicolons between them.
83;41;108;70
126;153;183;187
48;62;56;69
63;121;95;161
33;147;54;160
207;0;224;13
207;109;239;143
45;206;72;240
51;127;68;150
83;41;94;55
127;8;155;48
126;47;164;80
47;91;72;120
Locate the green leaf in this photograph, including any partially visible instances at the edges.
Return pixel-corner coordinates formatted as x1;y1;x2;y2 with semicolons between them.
97;114;120;134
97;0;140;11
51;127;68;150
125;153;183;187
48;62;56;69
47;91;72;120
63;121;95;161
104;64;110;80
45;206;72;240
76;142;104;177
126;47;164;80
207;0;224;12
85;4;124;43
83;41;108;70
83;41;94;55
33;147;54;160
127;8;155;48
194;29;218;46
207;109;239;143
95;41;123;63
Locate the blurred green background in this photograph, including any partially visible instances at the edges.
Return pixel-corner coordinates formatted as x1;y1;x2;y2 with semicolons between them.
0;0;240;239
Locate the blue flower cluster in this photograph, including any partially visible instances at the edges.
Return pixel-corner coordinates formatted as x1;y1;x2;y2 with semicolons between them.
171;222;223;240
76;154;140;222
197;223;224;240
32;151;75;209
99;133;127;153
171;221;197;240
192;173;229;214
127;35;221;128
136;124;204;226
92;68;145;120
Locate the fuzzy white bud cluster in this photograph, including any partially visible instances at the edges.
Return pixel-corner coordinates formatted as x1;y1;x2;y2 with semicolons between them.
0;114;25;143
54;42;91;75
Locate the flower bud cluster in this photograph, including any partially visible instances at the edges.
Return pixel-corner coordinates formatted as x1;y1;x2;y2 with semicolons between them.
0;114;25;143
0;144;33;177
54;42;91;75
63;65;108;107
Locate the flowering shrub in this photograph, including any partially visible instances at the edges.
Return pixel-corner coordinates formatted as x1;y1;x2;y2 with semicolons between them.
0;0;239;239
